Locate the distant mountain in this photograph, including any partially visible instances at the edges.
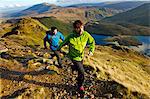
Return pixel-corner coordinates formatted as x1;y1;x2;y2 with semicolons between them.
8;6;119;23
102;1;148;11
34;17;72;35
10;3;61;17
33;7;120;23
104;3;150;27
0;6;29;18
84;8;120;20
67;1;148;11
67;2;107;8
0;6;29;14
8;1;147;18
85;21;150;36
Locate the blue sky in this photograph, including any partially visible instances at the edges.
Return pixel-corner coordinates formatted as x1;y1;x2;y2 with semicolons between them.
0;0;149;8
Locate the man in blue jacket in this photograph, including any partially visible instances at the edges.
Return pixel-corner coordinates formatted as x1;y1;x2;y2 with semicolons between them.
44;26;65;68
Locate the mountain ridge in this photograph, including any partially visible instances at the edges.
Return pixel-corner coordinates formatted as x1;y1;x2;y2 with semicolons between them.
103;3;150;27
10;3;61;17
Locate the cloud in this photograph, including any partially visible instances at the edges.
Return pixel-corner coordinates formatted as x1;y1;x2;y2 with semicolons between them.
0;3;26;9
6;4;15;8
57;0;98;3
14;4;23;7
0;5;5;8
56;0;100;6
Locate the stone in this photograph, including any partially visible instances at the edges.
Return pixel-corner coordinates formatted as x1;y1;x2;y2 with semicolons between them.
54;60;59;66
63;90;67;94
72;77;76;82
0;48;8;54
90;94;95;99
53;56;57;61
52;87;57;92
28;50;32;54
23;75;33;80
33;62;41;66
35;66;46;71
28;60;42;69
46;65;60;74
47;59;53;64
39;87;45;94
43;58;53;64
104;93;113;99
28;59;34;65
43;52;50;58
60;53;64;57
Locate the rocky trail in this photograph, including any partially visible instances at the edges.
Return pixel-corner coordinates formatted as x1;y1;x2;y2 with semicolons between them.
0;51;124;99
0;38;150;99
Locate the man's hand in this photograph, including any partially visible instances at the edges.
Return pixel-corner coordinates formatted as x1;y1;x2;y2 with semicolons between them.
44;47;48;49
88;51;93;56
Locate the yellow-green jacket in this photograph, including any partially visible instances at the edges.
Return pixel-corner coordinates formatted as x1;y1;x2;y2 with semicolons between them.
57;31;95;61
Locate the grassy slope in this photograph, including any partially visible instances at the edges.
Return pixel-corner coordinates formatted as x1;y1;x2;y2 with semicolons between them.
0;23;14;37
0;17;48;48
0;17;73;49
0;42;150;98
35;17;72;35
84;46;150;97
104;3;150;27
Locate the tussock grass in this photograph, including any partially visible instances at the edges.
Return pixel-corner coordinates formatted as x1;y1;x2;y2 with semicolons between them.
84;46;150;97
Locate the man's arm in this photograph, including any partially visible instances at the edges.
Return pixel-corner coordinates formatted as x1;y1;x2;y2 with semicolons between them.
87;33;95;55
60;32;65;41
57;34;71;51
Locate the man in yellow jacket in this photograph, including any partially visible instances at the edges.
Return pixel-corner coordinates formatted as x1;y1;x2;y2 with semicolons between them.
57;20;95;96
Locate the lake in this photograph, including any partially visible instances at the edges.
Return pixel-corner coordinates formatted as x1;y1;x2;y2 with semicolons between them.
91;34;150;56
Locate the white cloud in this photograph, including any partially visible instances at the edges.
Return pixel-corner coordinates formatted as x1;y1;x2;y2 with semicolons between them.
14;4;23;7
56;0;118;6
1;3;26;9
0;5;5;8
6;4;14;8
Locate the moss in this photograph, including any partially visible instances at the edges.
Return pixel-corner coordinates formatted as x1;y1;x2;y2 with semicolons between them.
35;17;72;36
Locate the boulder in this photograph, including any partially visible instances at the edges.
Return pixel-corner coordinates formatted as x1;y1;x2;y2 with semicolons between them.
46;65;60;74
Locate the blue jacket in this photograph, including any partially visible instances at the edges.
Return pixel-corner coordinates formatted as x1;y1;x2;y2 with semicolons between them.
44;31;65;51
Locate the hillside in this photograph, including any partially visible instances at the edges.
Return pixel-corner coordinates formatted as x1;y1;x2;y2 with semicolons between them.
6;2;121;23
0;17;48;48
68;1;147;11
0;17;150;98
102;1;148;11
0;39;150;98
67;2;107;8
35;7;119;23
85;21;150;36
104;3;150;27
0;17;72;45
85;8;120;20
10;3;61;17
34;17;72;35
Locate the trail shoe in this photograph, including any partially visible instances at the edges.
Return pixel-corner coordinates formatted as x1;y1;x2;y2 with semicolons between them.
77;86;85;98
